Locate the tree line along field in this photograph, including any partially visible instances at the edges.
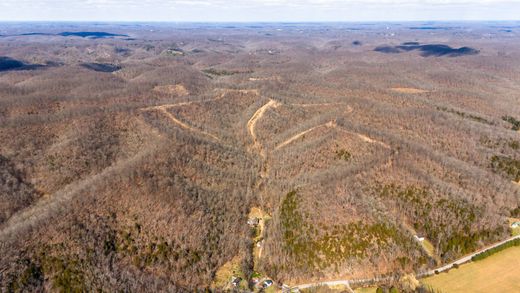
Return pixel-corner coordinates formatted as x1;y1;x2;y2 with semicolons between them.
422;245;520;293
0;22;519;291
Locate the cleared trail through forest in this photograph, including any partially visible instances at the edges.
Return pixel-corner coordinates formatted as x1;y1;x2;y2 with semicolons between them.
247;99;281;158
335;127;391;149
291;103;353;111
276;121;390;151
140;93;226;141
141;89;261;141
0;146;161;243
275;103;353;150
276;121;337;150
142;105;220;141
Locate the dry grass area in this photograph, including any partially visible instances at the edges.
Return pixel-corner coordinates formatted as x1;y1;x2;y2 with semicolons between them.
422;246;520;293
250;207;271;242
212;255;245;290
421;239;436;260
250;207;271;269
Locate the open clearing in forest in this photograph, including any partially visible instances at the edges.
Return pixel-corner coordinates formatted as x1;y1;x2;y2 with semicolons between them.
212;255;246;290
422;246;520;293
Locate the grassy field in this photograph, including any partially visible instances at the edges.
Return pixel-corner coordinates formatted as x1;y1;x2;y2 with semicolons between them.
422;246;520;293
211;255;246;290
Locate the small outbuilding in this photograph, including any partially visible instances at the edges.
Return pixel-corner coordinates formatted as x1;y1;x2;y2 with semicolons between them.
231;276;242;287
414;235;425;242
262;280;274;288
511;222;520;229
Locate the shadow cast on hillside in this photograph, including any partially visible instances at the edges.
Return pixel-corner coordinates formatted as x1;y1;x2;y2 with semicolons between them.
374;43;479;57
0;57;59;72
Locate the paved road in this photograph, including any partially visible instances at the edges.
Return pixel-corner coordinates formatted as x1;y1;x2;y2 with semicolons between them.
290;234;520;291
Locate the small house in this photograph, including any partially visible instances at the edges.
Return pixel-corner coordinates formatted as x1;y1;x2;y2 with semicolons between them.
414;235;425;242
165;48;185;56
248;217;260;227
262;280;274;288
511;222;520;228
231;276;242;287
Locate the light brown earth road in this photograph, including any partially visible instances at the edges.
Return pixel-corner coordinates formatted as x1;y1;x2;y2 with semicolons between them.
276;121;337;150
289;235;520;291
142;87;248;112
335;127;391;149
275;102;353;150
141;88;261;142
291;103;353;110
142;105;220;141
140;92;229;141
247;99;281;158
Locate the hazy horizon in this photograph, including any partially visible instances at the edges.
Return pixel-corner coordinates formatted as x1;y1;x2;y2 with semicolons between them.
1;0;519;22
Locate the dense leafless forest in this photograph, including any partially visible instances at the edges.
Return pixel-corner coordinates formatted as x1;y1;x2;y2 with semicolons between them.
0;22;519;291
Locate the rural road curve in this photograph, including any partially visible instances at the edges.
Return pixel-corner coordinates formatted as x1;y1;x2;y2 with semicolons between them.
290;234;520;291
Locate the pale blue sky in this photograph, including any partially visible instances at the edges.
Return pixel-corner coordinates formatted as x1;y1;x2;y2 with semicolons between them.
0;0;519;22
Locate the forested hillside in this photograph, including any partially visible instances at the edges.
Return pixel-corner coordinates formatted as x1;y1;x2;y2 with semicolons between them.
0;22;519;291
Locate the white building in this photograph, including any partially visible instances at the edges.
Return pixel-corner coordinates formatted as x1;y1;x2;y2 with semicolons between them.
414;235;425;242
247;217;260;226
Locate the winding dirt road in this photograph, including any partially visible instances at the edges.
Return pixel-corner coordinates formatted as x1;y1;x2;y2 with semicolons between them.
138;90;240;141
142;104;220;141
247;99;281;158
